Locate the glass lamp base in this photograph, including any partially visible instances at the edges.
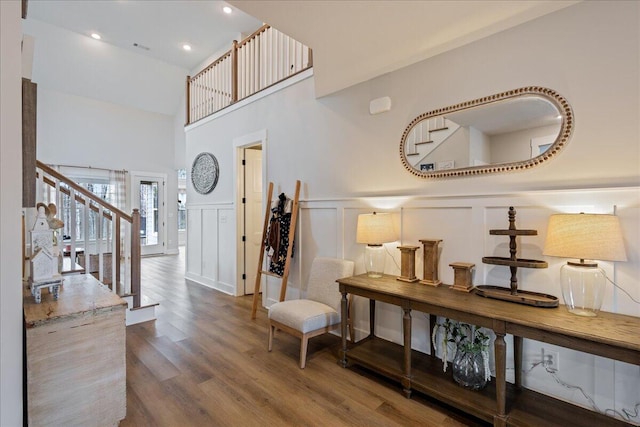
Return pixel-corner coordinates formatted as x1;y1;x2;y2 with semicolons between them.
566;308;598;317
560;262;606;317
364;245;386;278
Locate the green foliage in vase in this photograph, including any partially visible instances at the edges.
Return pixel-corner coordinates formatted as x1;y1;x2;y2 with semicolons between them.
431;318;491;380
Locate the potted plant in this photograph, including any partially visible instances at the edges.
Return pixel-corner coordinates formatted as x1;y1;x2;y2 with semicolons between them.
431;318;491;390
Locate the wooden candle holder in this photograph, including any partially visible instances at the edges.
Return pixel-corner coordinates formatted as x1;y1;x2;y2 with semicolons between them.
450;262;475;292
397;246;419;283
419;239;442;286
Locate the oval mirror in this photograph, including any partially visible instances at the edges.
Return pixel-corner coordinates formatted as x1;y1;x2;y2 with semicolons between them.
399;87;573;178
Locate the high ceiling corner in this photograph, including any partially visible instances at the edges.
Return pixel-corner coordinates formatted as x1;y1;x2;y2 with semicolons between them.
229;0;580;97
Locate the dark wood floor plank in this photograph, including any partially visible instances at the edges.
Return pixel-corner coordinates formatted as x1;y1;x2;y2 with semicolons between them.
120;249;488;427
127;325;180;382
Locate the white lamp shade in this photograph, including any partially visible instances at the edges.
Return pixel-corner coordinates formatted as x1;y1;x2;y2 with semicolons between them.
543;213;627;262
356;213;397;245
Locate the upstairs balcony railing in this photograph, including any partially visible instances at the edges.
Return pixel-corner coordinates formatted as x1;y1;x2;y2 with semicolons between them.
186;24;312;125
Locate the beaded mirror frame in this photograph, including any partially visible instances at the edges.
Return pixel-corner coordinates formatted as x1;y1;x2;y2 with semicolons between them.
399;86;574;179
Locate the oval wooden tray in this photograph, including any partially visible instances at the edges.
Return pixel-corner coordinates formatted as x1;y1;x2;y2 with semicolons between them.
475;285;559;307
482;256;548;269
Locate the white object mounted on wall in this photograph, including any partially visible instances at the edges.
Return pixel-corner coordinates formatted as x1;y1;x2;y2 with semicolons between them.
191;152;219;194
369;96;392;115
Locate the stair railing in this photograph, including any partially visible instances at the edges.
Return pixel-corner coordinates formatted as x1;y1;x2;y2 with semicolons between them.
186;24;313;124
35;161;142;308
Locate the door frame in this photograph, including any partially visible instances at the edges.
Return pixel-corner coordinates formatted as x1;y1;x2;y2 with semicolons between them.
130;171;168;256
233;129;267;297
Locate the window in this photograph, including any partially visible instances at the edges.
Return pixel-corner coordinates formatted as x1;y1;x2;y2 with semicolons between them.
52;166;122;244
58;181;114;242
177;169;187;232
178;189;187;231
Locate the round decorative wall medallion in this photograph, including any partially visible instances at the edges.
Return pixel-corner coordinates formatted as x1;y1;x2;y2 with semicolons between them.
191;152;219;194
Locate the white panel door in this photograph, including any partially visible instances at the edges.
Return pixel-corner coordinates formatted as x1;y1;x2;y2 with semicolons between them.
244;148;263;294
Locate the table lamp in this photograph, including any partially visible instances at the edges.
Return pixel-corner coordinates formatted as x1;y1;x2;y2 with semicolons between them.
543;213;627;316
356;212;397;278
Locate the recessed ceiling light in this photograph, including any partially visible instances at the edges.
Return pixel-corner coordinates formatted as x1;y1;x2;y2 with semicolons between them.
91;33;101;40
223;6;232;14
183;44;192;51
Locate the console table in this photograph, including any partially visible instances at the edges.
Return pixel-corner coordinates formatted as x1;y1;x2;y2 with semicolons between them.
338;274;639;427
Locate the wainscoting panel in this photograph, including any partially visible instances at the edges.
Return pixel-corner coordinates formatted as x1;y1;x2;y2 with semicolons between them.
217;208;236;294
201;209;218;281
401;206;474;286
186;209;202;276
299;207;339;267
186;204;235;294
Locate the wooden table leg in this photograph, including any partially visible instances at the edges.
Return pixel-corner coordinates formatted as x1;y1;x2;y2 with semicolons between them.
402;307;412;398
493;325;507;425
340;290;348;367
369;299;376;338
514;335;523;388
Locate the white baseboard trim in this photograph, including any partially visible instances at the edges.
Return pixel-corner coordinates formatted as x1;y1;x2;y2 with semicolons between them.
185;273;235;296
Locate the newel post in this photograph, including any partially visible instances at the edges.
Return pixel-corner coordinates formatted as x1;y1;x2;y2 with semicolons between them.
231;40;238;103
131;208;141;308
185;75;191;125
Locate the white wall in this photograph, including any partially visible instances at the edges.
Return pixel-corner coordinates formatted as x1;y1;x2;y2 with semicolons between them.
36;88;180;254
22;18;187;116
490;123;560;164
0;1;24;424
185;2;639;423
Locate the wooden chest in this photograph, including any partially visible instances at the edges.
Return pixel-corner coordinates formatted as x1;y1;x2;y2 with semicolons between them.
24;274;127;426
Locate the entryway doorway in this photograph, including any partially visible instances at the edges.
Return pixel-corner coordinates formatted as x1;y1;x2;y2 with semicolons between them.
234;130;267;297
131;172;167;256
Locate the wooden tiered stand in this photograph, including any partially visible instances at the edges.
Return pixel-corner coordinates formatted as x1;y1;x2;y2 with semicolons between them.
476;207;558;307
251;181;301;319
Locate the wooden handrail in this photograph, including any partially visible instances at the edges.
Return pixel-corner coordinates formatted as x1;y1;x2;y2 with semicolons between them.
36;161;132;222
39;174;115;221
236;24;270;48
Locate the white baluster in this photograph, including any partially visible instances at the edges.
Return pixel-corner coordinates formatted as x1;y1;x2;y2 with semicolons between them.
98;204;104;284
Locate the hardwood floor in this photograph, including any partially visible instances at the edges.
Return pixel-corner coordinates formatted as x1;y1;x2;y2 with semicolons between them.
121;249;489;427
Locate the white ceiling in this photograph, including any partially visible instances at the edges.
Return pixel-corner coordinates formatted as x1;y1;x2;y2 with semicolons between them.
24;0;579;116
26;0;264;71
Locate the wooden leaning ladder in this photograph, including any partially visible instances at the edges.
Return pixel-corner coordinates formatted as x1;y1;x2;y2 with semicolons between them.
251;180;301;319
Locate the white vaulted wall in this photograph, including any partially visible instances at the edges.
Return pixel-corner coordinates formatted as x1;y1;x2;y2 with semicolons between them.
185;2;639;422
0;1;24;424
35;88;180;253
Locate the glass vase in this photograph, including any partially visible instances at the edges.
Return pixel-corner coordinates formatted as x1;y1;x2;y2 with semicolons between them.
452;346;487;390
